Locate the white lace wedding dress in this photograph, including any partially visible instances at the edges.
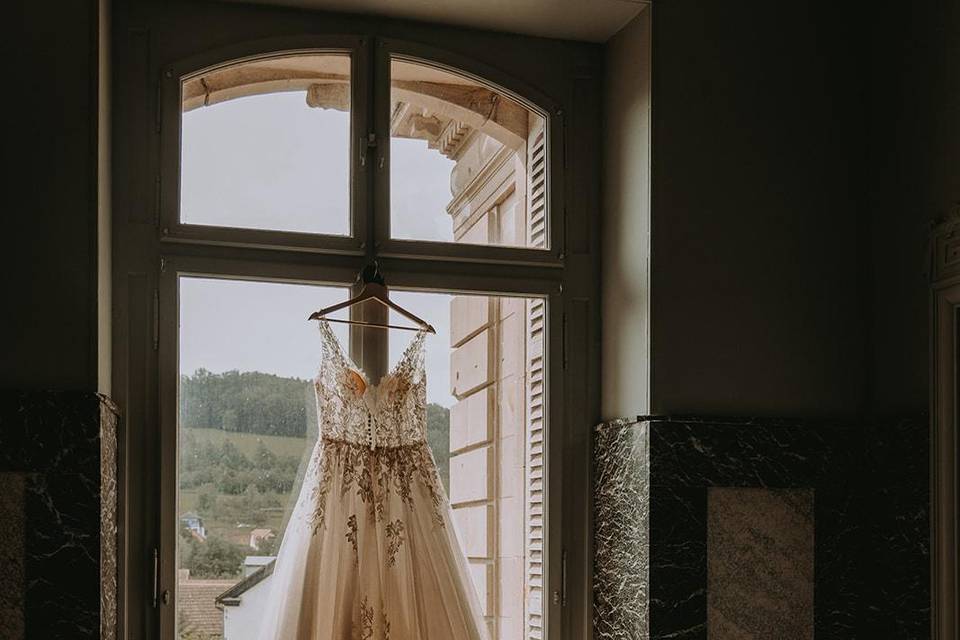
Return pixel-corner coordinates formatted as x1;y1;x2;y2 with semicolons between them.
256;319;489;640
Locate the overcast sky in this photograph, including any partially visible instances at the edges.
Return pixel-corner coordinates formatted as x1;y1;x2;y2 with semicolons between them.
181;91;454;241
179;278;460;407
178;92;460;407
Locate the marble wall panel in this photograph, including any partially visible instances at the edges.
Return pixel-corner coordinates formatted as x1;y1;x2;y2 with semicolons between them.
0;472;26;640
593;415;929;640
859;416;930;638
0;391;118;640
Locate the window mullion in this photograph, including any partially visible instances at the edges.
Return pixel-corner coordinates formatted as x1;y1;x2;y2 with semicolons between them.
371;38;392;256
355;37;377;260
349;37;387;372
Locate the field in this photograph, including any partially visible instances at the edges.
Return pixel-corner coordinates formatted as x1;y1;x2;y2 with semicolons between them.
179;427;311;547
183;426;310;458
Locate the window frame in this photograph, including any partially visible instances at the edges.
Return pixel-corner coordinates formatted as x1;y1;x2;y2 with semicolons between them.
930;213;960;640
158;35;370;254
158;36;564;265
156;34;570;640
114;16;599;640
372;38;565;264
157;256;565;640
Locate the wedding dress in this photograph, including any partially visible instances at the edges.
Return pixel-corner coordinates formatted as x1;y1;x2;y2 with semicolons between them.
256;319;489;640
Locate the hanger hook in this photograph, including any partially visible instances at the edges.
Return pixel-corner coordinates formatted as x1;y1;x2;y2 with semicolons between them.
360;260;385;286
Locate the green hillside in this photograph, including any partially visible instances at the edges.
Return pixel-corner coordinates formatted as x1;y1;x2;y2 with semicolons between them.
183;427;308;459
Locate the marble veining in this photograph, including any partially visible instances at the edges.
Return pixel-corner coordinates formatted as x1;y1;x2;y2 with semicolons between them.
649;487;706;640
593;419;649;640
100;397;119;640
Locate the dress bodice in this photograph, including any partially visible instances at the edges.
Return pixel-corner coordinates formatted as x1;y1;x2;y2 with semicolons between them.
314;319;428;448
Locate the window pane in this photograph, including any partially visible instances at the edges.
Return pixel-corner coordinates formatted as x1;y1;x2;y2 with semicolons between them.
176;277;348;638
176;280;546;640
390;58;548;250
180;54;351;235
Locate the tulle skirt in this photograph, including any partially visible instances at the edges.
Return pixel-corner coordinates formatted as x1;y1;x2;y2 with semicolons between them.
256;438;489;640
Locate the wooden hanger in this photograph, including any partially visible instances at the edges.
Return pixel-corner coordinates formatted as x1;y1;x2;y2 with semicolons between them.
307;262;436;334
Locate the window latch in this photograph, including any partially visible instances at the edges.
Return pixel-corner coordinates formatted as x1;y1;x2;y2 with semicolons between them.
361;134;377;168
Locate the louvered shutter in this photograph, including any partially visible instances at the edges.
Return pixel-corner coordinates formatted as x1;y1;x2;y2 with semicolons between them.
527;128;548;249
525;121;547;640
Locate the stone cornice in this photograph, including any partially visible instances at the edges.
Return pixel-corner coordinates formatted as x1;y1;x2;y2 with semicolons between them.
446;144;516;219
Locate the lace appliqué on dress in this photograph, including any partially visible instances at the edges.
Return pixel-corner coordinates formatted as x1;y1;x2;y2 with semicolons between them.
385;519;405;567
346;514;359;565
309;319;445;535
355;596;391;640
310;439;445;532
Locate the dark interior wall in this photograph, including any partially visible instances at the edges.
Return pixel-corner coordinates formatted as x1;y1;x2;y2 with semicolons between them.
645;0;960;419
649;0;868;417
868;0;960;415
7;1;100;391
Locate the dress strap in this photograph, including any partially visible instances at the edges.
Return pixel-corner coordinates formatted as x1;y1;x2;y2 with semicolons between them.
393;328;427;384
316;318;349;376
317;317;426;383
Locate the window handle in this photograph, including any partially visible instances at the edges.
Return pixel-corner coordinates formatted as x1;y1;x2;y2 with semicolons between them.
152;547;159;608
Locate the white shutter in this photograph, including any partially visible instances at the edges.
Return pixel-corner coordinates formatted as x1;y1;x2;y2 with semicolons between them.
525;122;547;640
527;128;548;249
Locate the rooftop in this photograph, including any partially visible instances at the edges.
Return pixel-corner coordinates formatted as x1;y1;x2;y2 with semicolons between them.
178;578;236;638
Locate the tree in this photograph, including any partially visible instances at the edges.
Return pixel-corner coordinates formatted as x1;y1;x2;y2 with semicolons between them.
180;370;312;437
217;469;247;495
426;404;450;490
184;535;245;579
197;488;216;512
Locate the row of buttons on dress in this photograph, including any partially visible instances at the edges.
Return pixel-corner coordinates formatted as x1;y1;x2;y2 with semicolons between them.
367;410;375;450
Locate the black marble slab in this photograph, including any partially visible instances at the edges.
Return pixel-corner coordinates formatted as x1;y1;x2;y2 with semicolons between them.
859;416;930;638
0;391;118;640
593;414;930;640
0;472;27;639
649;486;706;639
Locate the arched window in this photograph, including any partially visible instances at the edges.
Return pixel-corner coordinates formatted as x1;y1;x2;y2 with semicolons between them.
162;46;556;260
179;52;353;235
388;57;547;250
157;40;565;640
